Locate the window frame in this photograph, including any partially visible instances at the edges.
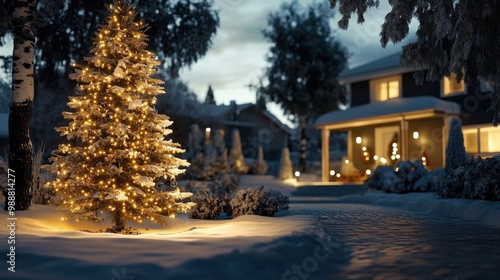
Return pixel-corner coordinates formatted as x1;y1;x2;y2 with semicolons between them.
441;73;467;97
370;75;402;103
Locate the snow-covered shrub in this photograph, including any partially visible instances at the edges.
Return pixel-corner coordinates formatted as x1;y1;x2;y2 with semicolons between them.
428;168;444;192
365;165;401;192
189;185;223;220
229;186;289;217
366;160;439;193
189;173;240;219
394;160;433;193
278;147;294;180
439;156;500;201
251;147;268;175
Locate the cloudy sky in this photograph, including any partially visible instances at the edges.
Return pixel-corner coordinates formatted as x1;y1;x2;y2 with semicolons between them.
179;0;417;126
0;0;416;126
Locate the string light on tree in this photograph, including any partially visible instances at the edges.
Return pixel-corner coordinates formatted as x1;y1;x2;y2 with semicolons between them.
44;0;193;232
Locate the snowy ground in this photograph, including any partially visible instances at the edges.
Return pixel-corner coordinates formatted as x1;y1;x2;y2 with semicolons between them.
1;175;499;279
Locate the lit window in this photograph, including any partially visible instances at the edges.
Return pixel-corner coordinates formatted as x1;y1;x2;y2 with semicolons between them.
371;76;401;102
462;128;478;153
480;127;500;153
442;72;466;96
462;126;500;155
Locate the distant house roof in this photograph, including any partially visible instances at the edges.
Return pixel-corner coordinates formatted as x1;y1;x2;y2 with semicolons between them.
204;102;295;136
315;96;461;130
339;51;416;84
0;113;7;138
204;102;254;118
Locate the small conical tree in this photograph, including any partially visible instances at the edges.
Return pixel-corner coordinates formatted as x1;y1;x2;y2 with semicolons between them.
44;1;192;231
204;85;216;105
186;124;205;179
252;146;268;175
279;147;293;180
445;117;467;172
210;129;229;174
229;129;249;174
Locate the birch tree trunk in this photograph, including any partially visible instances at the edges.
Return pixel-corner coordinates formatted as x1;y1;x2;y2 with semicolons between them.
5;0;36;210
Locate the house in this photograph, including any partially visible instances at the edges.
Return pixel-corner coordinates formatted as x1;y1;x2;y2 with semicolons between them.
204;101;294;160
315;52;498;182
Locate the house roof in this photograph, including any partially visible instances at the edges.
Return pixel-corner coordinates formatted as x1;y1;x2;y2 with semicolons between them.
203;103;254;118
339;51;415;84
204;102;295;136
0;113;7;138
315;96;461;130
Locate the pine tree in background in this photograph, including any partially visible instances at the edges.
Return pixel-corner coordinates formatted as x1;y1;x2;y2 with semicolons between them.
444;118;467;172
44;1;192;232
186;124;206;179
252;147;268;175
279;147;293;180
209;129;229;174
204;85;216;105
229;129;249;174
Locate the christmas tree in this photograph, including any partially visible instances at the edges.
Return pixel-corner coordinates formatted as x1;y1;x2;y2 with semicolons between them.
229;129;249;174
44;1;192;232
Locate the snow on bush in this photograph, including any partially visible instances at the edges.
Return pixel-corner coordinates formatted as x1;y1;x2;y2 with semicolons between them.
229;186;289;218
439;156;500;201
189;173;239;219
366;160;440;193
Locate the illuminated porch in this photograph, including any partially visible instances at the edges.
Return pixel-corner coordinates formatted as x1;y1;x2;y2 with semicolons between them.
315;96;461;182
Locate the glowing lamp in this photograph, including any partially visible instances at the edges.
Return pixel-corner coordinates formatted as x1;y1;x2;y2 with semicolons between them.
355;137;362;144
330;170;335;176
413;131;419;139
366;169;372;176
294;171;301;177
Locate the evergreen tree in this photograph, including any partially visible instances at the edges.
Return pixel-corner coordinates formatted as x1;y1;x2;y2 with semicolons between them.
44;1;192;231
252;147;268;175
445;118;467;172
279;147;293;180
186;124;206;179
204;85;216;105
329;0;500;125
258;1;348;171
229;129;249;174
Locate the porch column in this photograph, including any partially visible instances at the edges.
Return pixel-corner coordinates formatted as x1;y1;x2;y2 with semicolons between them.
400;118;409;161
321;128;330;182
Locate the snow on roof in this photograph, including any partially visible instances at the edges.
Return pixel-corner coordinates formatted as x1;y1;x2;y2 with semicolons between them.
338;51;420;84
204;102;295;136
203;103;254;118
261;109;295;136
315;96;461;127
340;52;401;79
0;113;7;138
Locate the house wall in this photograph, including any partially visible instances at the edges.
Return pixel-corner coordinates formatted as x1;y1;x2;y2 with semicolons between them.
350;81;370;107
238;108;289;160
402;72;492;126
407;117;444;169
